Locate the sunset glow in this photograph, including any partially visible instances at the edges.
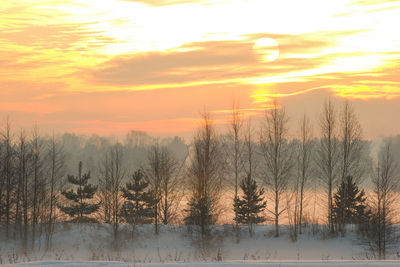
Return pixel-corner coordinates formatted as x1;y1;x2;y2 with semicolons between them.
1;0;400;138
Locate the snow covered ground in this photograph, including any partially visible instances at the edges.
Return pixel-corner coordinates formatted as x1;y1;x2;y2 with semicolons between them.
3;261;400;267
0;224;399;265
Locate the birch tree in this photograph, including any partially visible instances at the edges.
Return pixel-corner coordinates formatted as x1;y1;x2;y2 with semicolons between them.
370;140;399;259
260;101;294;237
316;98;340;234
185;113;224;236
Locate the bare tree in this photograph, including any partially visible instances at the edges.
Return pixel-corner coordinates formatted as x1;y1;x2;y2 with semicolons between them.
228;104;243;230
242;119;257;196
1;118;15;240
159;147;184;225
185;112;225;235
15;130;31;249
260;100;294;237
31;126;44;249
296;114;314;235
339;101;363;181
45;134;65;250
370;139;399;259
337;100;364;235
145;143;163;235
316;98;340;234
145;143;184;233
98;154;112;224
98;144;125;249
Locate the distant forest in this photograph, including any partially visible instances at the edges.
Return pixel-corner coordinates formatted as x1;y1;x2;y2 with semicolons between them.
0;99;400;259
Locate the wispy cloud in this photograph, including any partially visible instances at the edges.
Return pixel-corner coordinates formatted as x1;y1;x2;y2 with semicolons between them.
121;0;209;6
88;40;257;85
0;102;64;115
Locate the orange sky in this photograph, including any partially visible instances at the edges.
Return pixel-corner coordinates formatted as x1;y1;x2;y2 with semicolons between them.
1;0;400;139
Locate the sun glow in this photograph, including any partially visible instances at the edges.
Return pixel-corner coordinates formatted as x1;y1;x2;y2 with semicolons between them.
253;38;280;62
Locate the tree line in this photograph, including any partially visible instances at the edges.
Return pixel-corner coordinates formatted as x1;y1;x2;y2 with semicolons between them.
0;98;399;259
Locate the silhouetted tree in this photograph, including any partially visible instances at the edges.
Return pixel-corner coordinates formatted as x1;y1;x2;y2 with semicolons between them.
368;140;399;259
184;113;224;236
59;161;100;222
45;135;65;250
228;104;243;233
121;169;153;226
332;175;369;227
31;126;45;249
15;130;31;249
337;100;364;235
98;144;125;248
316;98;340;234
260;100;294;237
145;143;163;234
0;118;15;240
234;174;266;236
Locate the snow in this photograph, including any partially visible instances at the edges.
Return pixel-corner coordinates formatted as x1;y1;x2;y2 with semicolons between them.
3;260;400;267
0;224;399;265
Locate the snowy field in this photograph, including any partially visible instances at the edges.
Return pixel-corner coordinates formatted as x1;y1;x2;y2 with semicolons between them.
0;224;399;265
3;261;400;267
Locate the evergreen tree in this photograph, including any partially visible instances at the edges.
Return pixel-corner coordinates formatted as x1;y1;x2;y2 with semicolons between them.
234;174;267;236
121;169;154;225
332;175;369;227
184;196;214;231
59;161;100;222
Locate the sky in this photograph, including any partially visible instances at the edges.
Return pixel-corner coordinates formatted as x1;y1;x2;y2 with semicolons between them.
1;0;400;140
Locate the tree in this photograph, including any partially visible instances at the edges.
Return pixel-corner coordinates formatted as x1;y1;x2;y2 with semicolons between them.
121;169;153;226
237;118;258;240
0;118;15;240
15;130;31;249
337;100;364;235
332;175;369;227
228;104;243;232
295;114;313;235
158;146;183;225
234;174;266;236
316;98;340;234
97;144;125;248
59;161;100;222
289;114;314;241
30;126;45;249
184;113;224;235
45;135;65;250
368;140;399;259
145;143;163;235
260;100;293;237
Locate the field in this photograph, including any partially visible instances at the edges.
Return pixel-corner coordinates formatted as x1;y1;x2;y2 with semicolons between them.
1;223;399;266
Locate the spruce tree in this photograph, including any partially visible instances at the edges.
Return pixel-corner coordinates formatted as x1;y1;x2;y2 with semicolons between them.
234;174;267;236
332;175;369;227
184;196;214;231
59;161;100;223
121;169;154;225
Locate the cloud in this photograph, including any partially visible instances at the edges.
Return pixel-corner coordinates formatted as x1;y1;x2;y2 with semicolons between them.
0;81;67;101
86;30;366;89
87;35;334;87
351;0;400;6
1;23;115;52
88;40;257;85
0;102;64;115
120;0;208;6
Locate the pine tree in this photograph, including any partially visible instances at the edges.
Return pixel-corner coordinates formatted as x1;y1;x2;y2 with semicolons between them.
121;169;154;225
332;175;369;227
184;196;214;231
234;174;267;236
59;161;100;223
